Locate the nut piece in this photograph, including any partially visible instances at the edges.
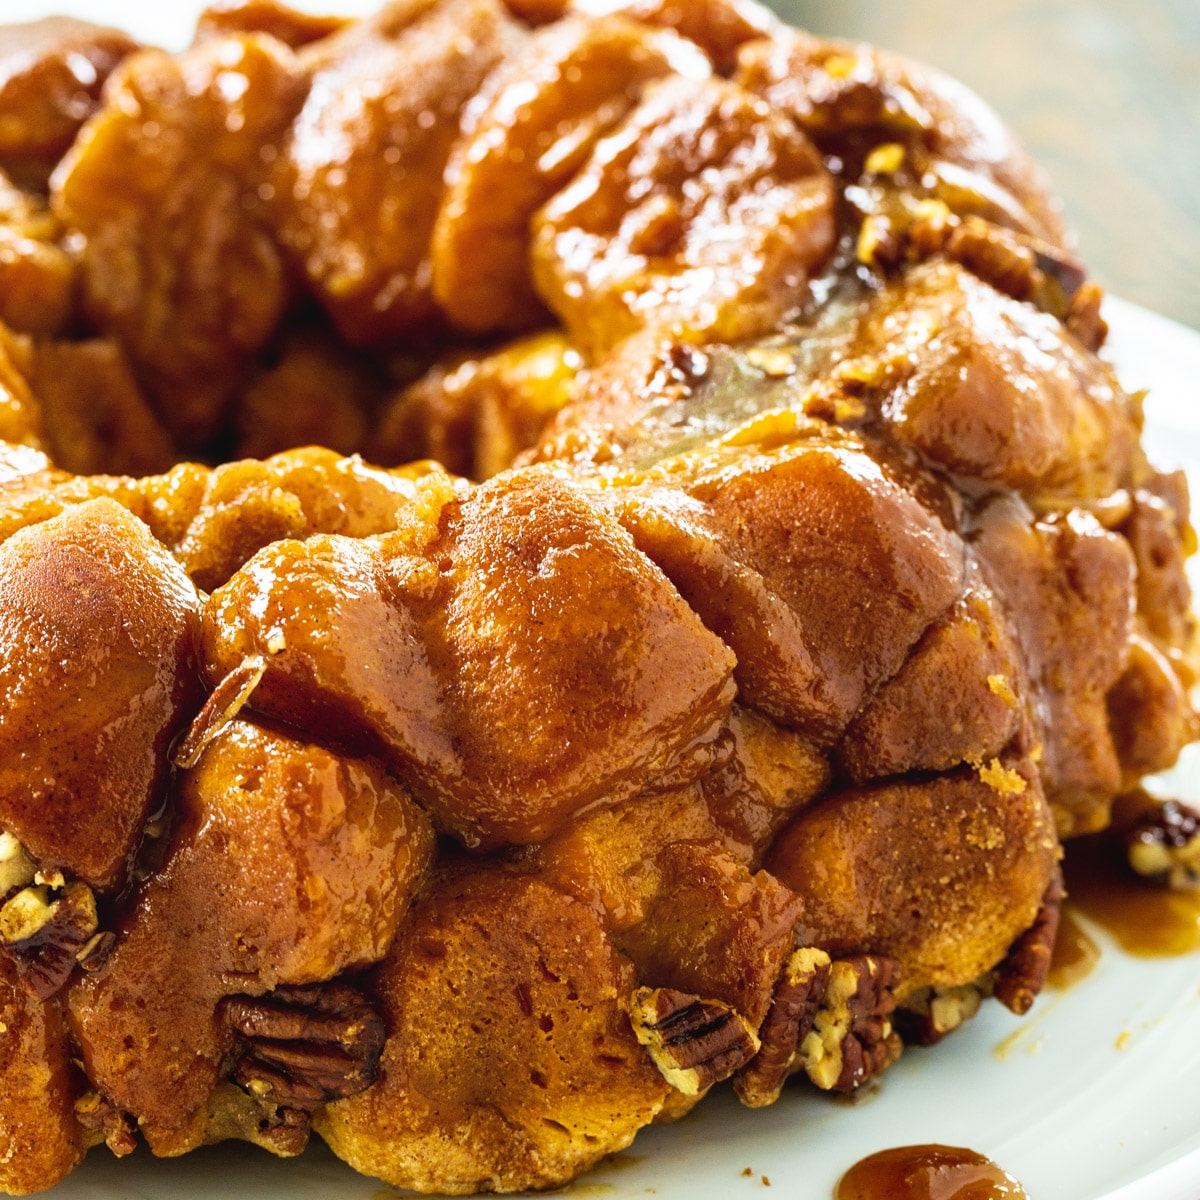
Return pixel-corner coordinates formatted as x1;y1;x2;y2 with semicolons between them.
74;1091;137;1157
0;880;99;999
1123;800;1200;890
895;974;994;1046
222;982;387;1110
628;986;760;1096
993;868;1065;1016
796;955;901;1093
172;655;267;770
0;831;36;897
734;946;831;1107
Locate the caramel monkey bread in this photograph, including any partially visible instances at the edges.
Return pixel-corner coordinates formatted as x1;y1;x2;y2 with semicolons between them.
0;0;1195;1194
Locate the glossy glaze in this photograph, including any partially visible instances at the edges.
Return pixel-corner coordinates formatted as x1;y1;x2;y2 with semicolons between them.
1063;836;1200;958
1046;909;1100;990
835;1144;1027;1200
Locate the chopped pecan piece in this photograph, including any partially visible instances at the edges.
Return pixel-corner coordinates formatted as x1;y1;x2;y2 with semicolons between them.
895;974;994;1046
944;218;1040;303
0;830;36;898
628;986;760;1096
993;867;1065;1016
796;954;901;1093
0;879;100;999
902;208;1091;328
734;946;831;1108
74;1091;137;1157
1066;281;1108;351
1122;799;1200;890
222;982;387;1110
172;655;268;770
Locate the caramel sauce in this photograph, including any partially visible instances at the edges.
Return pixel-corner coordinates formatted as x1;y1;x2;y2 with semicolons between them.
1046;908;1100;990
835;1145;1026;1200
1063;836;1200;957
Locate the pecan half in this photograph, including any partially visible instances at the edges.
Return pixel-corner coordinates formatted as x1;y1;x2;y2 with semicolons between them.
994;867;1065;1016
628;987;760;1097
172;655;267;770
0;879;100;999
945;218;1041;304
902;207;1092;330
1122;799;1200;890
796;954;902;1093
734;946;831;1108
222;983;386;1110
895;974;994;1046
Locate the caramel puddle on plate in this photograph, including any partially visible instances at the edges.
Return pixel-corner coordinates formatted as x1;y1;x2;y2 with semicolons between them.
1046;908;1101;990
995;833;1200;1060
1062;834;1200;957
834;1144;1026;1199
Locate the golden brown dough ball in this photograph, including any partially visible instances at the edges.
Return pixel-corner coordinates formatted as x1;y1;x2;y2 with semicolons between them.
0;955;83;1196
53;34;305;447
203;469;736;848
532;75;836;356
270;0;523;343
0;498;201;891
767;764;1058;1002
317;863;673;1194
0;17;137;189
67;718;433;1155
431;13;709;333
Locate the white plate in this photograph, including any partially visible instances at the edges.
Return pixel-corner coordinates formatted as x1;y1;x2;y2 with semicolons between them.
9;2;1200;1195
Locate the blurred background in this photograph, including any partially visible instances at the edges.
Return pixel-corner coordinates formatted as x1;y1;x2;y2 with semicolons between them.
774;0;1200;330
4;0;1198;327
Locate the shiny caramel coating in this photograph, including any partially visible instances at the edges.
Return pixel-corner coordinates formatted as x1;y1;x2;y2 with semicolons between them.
0;18;137;189
0;322;40;447
194;0;351;48
848;261;1141;501
0;956;83;1196
232;332;380;462
432;14;708;334
317;863;673;1194
0;498;201;890
67;718;433;1154
271;0;523;343
203;469;737;847
374;331;580;479
0;1;1189;1193
767;765;1059;1002
532;75;836;356
838;586;1022;782
31;339;175;477
611;439;964;742
974;498;1135;835
618;0;778;74
0;172;74;338
735;28;1069;247
52;35;306;447
535;790;804;1026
